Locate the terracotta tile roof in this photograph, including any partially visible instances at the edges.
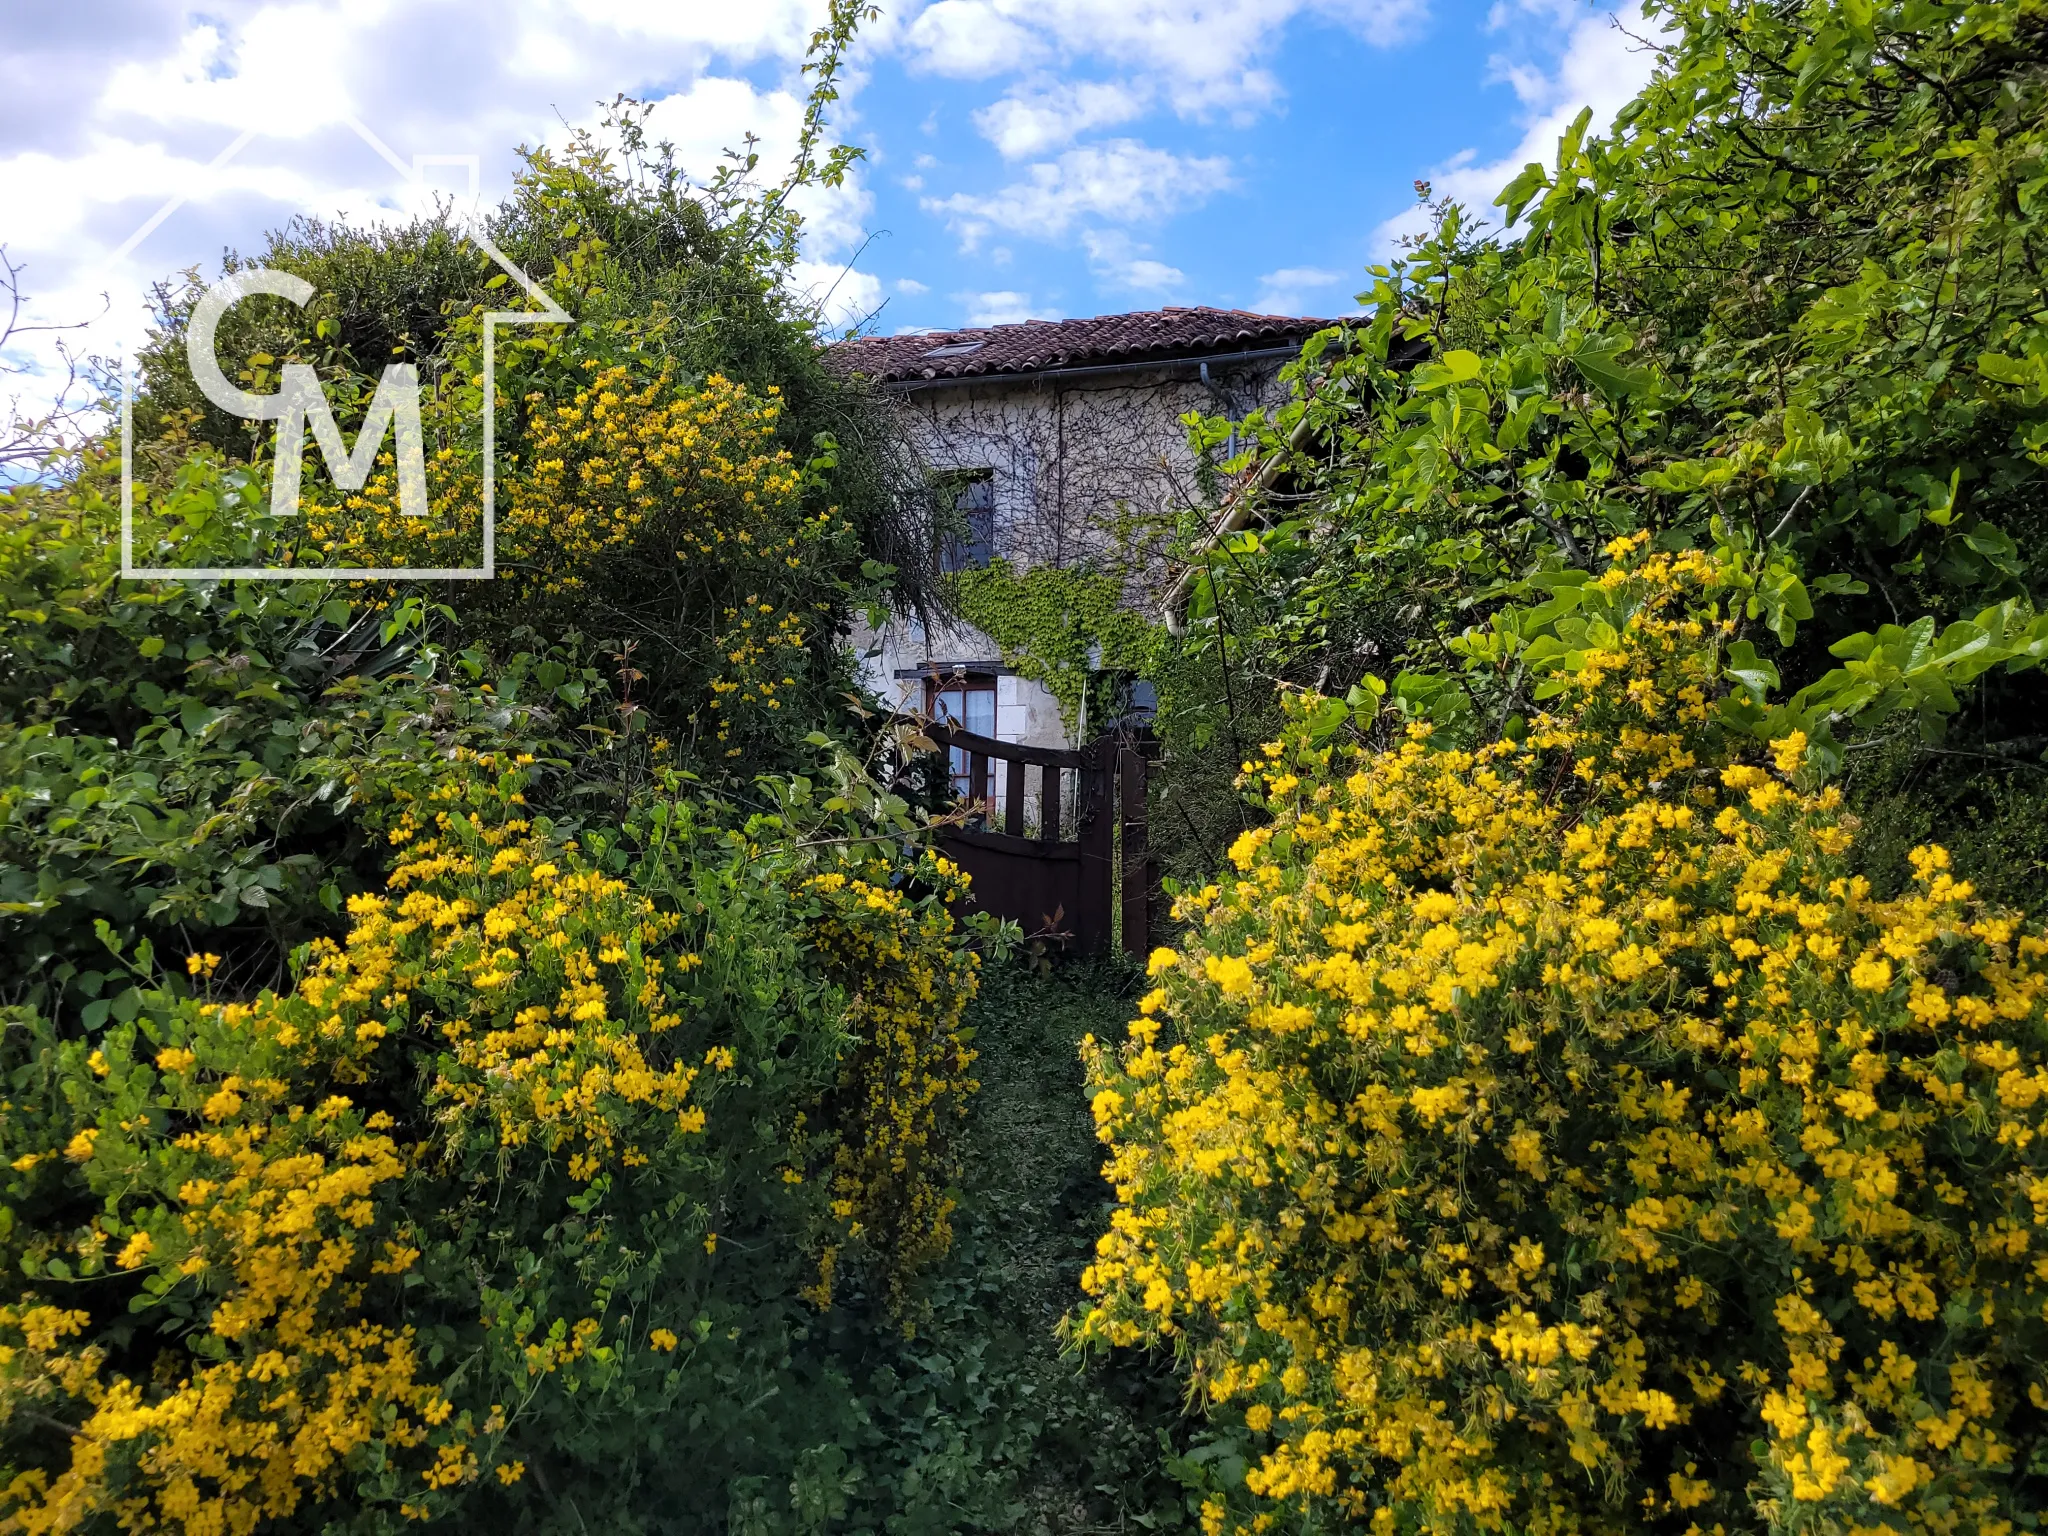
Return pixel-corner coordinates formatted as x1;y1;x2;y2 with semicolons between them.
828;306;1340;385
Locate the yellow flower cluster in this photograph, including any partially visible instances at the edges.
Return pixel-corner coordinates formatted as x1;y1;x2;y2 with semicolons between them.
298;361;853;762
508;367;804;590
1080;545;2048;1536
0;749;992;1530
300;363;842;598
377;794;705;1175
0;752;729;1533
800;856;982;1312
704;594;814;756
0;944;452;1534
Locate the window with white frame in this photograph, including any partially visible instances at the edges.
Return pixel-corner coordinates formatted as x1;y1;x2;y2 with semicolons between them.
926;672;996;798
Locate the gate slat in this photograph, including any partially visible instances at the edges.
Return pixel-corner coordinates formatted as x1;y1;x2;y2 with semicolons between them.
1119;742;1149;958
1004;754;1025;836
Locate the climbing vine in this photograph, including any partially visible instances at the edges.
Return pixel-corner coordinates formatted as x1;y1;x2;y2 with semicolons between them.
949;560;1162;732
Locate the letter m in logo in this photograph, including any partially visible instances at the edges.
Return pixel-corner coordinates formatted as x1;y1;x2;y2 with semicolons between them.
186;268;427;520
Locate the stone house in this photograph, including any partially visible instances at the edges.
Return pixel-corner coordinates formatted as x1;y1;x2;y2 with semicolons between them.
831;307;1329;769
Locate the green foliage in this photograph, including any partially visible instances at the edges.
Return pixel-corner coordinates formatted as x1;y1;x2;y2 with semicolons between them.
0;249;1180;1535
1839;728;2048;914
0;10;920;1047
1083;548;2048;1536
0;454;662;1038
0;751;990;1535
1171;0;2048;785
127;88;933;753
809;957;1204;1535
0;14;1148;1525
945;559;1269;888
1100;9;2048;1529
949;560;1161;732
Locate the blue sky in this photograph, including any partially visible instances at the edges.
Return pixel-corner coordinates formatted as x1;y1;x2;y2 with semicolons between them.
830;0;1657;332
0;0;1660;393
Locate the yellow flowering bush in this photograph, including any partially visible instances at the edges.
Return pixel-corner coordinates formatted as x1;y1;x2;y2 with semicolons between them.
294;361;859;764
0;1006;444;1535
0;753;984;1532
301;366;820;592
1079;543;2048;1536
799;862;981;1311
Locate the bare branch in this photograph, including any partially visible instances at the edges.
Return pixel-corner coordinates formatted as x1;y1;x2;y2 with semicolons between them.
0;245;111;478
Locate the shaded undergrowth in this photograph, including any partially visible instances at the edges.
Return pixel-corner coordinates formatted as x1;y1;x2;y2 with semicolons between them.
811;955;1203;1535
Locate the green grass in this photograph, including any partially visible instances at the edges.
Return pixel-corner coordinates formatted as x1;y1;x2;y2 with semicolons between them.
809;955;1202;1535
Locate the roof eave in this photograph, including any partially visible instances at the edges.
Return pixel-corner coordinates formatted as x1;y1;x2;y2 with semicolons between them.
866;340;1320;392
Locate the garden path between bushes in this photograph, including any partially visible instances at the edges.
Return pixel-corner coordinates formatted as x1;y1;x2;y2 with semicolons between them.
816;956;1210;1535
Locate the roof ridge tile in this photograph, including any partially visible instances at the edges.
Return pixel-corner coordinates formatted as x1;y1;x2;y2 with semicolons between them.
830;305;1339;384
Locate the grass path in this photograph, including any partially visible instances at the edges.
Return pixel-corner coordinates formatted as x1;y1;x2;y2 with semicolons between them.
815;957;1200;1535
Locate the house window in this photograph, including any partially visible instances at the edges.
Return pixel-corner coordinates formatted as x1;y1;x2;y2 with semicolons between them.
938;471;995;572
927;673;996;798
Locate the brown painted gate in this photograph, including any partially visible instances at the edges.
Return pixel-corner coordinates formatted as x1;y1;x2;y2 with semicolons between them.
917;723;1152;957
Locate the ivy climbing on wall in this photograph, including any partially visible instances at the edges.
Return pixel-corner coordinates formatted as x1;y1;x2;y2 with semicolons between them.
948;560;1162;734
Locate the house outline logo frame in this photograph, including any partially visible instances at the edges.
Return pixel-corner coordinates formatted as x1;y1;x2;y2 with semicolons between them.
115;115;570;581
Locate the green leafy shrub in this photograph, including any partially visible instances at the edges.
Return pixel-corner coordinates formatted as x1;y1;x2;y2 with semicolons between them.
0;454;625;1037
1152;0;2048;897
123;97;935;755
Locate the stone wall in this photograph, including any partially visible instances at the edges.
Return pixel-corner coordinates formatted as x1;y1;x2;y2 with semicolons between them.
851;356;1293;750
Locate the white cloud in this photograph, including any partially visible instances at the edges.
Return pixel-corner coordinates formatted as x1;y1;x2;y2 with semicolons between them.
972;78;1150;159
1485;0;1591;31
564;0;816;53
956;289;1059;325
639;75;808;181
0;126;474;384
0;0;1668;430
924;138;1230;248
1082;230;1184;293
1250;265;1347;314
789;258;886;333
896;0;1432;278
1372;4;1667;251
899;0;1427;115
1120;259;1183;290
903;2;1049;76
895;277;931;293
788;173;877;264
0;0;863;407
101;13;358;136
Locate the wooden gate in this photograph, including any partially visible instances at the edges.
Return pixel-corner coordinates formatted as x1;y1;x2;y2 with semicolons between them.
918;723;1152;957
